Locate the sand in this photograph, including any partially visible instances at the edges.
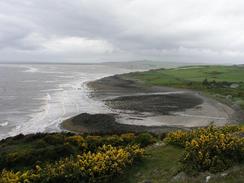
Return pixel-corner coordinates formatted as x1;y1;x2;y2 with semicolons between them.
88;75;239;127
61;73;242;134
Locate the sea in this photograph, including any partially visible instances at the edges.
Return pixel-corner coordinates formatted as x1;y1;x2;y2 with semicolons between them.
0;64;136;140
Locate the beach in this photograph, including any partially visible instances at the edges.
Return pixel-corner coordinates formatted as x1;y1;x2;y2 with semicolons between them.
61;73;240;134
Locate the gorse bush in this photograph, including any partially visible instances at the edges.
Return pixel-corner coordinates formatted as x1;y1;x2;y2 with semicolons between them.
165;125;244;172
65;135;87;149
0;145;144;183
164;130;189;147
0;132;153;182
120;133;136;144
134;133;157;147
183;132;244;172
0;132;153;171
165;125;241;147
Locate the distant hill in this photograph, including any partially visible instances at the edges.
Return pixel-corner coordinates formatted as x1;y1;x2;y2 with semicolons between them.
100;60;202;70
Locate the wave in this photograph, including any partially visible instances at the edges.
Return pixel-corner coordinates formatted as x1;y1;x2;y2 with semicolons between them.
46;93;52;101
23;66;39;73
41;88;64;92
0;122;8;127
1;65;130;139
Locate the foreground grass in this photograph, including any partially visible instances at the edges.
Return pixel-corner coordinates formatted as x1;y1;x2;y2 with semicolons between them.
115;144;182;183
1;129;244;182
115;144;244;183
116;125;244;183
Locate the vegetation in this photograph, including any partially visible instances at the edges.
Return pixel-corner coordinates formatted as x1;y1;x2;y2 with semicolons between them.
165;125;244;173
115;144;183;183
124;65;244;110
0;145;144;183
1;65;244;182
0;132;156;183
1;126;244;182
116;125;244;183
116;143;244;183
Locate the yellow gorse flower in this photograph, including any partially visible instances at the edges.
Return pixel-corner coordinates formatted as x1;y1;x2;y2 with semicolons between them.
164;125;244;172
0;145;144;183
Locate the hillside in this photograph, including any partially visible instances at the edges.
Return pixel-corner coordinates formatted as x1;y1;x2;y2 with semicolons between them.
1;65;244;183
1;125;244;183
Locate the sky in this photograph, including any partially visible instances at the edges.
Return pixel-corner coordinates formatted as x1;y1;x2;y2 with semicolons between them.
0;0;244;64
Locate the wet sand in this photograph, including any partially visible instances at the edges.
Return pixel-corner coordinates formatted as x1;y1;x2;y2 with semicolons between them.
61;113;181;134
61;74;240;134
88;74;239;127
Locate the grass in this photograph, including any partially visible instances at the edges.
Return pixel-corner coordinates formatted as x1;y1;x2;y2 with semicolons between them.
115;144;183;183
208;165;244;183
123;65;244;111
114;143;244;183
1;132;244;182
125;65;244;85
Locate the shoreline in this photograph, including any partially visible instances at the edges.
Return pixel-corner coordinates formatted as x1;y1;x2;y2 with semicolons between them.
60;113;182;134
61;71;242;134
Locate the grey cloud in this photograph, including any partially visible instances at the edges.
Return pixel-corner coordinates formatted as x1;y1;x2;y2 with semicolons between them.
0;0;244;63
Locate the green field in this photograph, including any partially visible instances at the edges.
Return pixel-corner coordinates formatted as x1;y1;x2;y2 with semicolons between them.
124;65;244;110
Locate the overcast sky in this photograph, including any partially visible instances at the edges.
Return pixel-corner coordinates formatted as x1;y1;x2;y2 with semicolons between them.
0;0;244;63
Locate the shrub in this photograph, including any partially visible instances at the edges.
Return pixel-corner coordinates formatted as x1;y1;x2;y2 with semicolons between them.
0;145;144;183
12;134;25;141
165;125;244;172
34;139;48;148
121;133;136;144
135;133;156;147
182;132;244;172
85;136;103;151
165;125;241;147
0;132;152;172
160;133;167;141
24;133;47;142
43;134;64;145
65;135;87;150
102;135;123;146
164;130;189;147
53;143;76;157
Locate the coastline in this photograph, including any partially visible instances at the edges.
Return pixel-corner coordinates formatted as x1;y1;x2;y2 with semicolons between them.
61;71;242;134
60;113;181;134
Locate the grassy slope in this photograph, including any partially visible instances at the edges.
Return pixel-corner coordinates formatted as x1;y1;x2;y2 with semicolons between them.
116;65;244;182
115;144;182;183
1;132;244;182
116;144;244;183
123;65;244;110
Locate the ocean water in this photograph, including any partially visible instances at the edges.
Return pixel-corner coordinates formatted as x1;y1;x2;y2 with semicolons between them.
0;64;132;139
